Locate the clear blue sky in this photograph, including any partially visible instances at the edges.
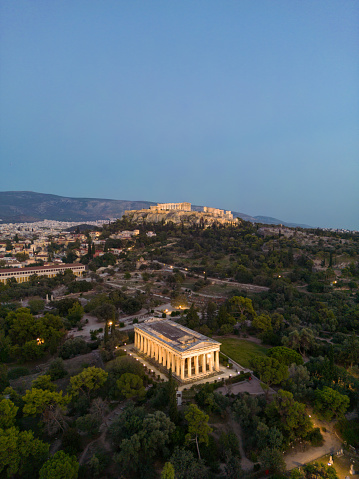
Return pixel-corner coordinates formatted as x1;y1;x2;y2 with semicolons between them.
0;1;358;229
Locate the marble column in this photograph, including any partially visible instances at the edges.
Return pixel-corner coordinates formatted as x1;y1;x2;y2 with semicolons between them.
202;354;206;374
187;357;192;378
144;337;147;354
181;359;185;380
209;352;214;372
140;334;143;351
215;350;220;371
194;355;199;376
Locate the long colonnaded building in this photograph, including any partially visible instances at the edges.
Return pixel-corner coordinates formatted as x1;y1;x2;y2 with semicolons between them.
134;320;221;382
150;202;191;212
0;263;85;284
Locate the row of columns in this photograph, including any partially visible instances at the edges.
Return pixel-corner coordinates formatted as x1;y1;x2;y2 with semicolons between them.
134;330;220;380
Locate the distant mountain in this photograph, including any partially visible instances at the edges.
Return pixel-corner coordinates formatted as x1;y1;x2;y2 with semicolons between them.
0;191;312;228
0;191;155;223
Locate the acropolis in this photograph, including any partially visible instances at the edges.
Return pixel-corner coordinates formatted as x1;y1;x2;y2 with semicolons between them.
124;202;235;225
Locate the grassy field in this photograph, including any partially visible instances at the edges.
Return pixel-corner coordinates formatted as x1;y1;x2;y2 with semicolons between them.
217;337;268;369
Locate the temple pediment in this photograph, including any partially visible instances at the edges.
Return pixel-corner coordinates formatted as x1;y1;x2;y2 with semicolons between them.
186;341;217;351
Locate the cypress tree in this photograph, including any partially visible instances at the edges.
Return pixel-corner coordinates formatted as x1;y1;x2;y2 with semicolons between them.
167;369;178;424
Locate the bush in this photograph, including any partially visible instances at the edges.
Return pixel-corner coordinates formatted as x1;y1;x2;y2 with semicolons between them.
48;358;67;380
61;427;82;455
59;338;90;359
8;366;30;380
307;427;324;447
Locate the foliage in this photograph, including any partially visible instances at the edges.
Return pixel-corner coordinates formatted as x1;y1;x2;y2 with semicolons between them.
0;426;49;478
314;386;350;421
290;462;339;478
251;356;289;397
161;462;175;479
113;408;175;477
39;450;79;479
48;358;68;380
3;308;65;360
116;373;146;399
59;337;90;359
267;346;303;366
69;366;108;399
67;302;85;327
169;447;208;479
22;388;70;416
7;366;30;380
265;390;313;444
32;374;57;392
185;404;212;459
0;399;18;429
259;447;286;474
28;298;45;315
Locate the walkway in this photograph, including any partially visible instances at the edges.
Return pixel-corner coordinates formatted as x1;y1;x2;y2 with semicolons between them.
284;416;342;470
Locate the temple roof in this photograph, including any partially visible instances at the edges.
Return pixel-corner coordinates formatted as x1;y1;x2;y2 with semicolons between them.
134;319;221;353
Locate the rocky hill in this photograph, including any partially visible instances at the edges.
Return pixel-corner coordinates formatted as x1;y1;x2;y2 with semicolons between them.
124;208;238;226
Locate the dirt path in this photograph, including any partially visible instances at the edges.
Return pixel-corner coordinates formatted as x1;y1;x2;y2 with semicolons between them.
227;411;254;472
79;402;126;465
284;417;342;470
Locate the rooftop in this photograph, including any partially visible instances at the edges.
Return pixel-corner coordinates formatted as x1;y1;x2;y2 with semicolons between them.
135;320;220;353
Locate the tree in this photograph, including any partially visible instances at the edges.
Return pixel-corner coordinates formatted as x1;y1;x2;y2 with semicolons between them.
259;447;286;474
266;390;313;444
22;388;70;416
93;302;117;322
28;298;45;315
267;346;303;366
161;462;175;479
167;369;178;424
250;356;289;399
0;426;49;478
69;366;108;399
32;374;56;392
116;373;146;399
67;302;84;326
314;387;350;421
170;447;208;479
39;450;79;479
342;334;359;367
48;358;67;380
284;364;312;399
185;404;213;460
113;410;175;475
229;296;256;322
0;399;18;428
252;313;272;333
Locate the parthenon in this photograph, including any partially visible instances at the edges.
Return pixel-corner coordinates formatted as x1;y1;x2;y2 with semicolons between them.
150;202;192;211
134;320;221;382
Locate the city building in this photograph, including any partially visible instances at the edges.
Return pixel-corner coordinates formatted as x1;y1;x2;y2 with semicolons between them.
0;263;85;284
134;320;221;383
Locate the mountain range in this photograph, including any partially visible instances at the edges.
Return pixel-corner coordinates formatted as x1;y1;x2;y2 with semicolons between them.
0;191;312;228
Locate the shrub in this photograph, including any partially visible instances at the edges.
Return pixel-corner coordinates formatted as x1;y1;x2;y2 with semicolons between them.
48;358;67;380
8;367;30;380
59;338;90;359
307;427;324;447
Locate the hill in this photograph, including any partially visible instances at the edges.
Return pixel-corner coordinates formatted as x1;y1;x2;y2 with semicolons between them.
0;191;311;227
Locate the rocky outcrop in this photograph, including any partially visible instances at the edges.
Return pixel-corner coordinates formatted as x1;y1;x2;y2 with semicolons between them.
124;209;239;226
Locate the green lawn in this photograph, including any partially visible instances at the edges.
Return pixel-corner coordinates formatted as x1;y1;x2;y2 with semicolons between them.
217;337;268;369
